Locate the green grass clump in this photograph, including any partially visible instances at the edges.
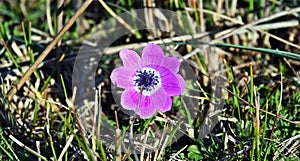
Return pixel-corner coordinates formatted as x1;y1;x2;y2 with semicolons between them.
0;0;300;160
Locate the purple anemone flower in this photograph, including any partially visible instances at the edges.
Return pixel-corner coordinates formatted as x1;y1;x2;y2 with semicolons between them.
110;43;186;118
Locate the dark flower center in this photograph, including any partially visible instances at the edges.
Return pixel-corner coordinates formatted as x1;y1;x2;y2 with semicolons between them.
133;67;161;96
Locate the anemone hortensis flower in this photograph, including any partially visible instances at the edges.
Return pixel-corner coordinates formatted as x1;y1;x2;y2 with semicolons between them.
110;43;186;118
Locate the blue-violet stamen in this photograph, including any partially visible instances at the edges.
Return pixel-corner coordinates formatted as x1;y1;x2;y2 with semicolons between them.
133;67;161;96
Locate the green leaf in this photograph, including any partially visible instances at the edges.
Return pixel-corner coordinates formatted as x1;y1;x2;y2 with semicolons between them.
187;145;203;160
216;43;300;61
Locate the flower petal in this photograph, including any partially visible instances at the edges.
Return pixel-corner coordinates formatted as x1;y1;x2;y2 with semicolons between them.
119;49;141;70
121;88;156;118
137;96;156;118
149;64;171;77
142;43;164;66
159;96;172;112
121;88;139;110
161;73;186;96
151;88;172;112
110;66;134;88
151;88;167;109
176;74;186;94
162;57;180;73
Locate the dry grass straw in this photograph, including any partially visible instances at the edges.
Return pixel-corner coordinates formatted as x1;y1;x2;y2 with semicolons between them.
7;0;93;101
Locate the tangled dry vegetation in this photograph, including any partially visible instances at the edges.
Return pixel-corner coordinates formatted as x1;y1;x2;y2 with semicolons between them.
0;0;299;160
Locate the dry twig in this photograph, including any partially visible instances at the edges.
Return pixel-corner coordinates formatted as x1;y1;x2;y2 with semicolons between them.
7;0;93;101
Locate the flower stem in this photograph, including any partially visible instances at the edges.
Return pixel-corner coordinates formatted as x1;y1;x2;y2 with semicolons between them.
129;86;144;160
